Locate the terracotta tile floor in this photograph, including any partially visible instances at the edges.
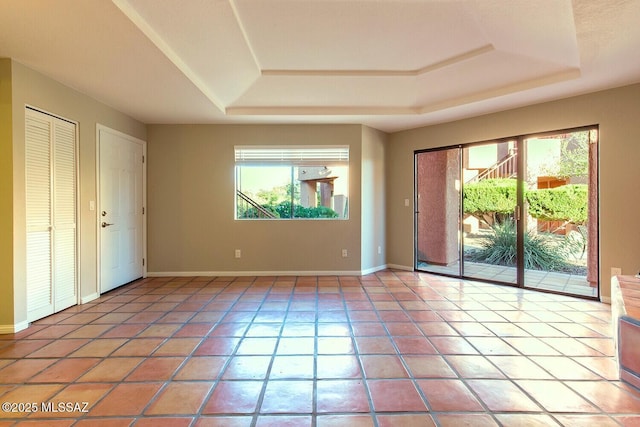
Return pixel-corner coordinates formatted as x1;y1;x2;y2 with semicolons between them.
1;270;640;426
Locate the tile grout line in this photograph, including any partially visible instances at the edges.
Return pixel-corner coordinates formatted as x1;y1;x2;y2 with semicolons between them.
2;271;640;424
341;275;381;427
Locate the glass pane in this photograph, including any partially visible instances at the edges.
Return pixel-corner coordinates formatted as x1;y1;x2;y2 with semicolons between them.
236;165;348;219
415;149;461;275
297;165;349;218
236;165;290;218
523;130;597;297
462;141;518;284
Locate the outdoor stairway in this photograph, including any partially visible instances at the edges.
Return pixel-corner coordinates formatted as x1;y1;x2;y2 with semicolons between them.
466;150;518;183
236;190;276;218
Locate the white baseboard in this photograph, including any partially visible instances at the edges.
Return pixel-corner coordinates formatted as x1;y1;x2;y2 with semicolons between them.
361;265;388;275
147;270;365;277
81;293;99;304
386;263;414;271
0;321;29;335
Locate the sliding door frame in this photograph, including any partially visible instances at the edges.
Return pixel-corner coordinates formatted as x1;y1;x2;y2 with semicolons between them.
414;125;599;300
413;145;464;278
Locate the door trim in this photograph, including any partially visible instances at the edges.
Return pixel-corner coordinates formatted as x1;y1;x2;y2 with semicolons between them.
95;124;147;295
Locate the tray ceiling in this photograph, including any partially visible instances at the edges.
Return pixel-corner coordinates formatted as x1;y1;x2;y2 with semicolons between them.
1;0;639;131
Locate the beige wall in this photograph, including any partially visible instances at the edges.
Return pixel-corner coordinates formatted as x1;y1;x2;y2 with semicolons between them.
147;124;363;274
361;126;387;272
3;60;637;330
387;83;640;299
3;60;145;330
0;60;14;327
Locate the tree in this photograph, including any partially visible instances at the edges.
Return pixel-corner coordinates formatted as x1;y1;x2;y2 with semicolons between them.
539;131;590;179
256;181;300;206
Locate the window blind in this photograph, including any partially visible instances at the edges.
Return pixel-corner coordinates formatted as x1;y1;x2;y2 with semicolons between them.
235;146;349;165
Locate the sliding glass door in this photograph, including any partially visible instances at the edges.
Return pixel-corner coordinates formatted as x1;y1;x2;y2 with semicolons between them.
521;129;598;297
415;148;461;276
415;127;598;299
462;140;518;285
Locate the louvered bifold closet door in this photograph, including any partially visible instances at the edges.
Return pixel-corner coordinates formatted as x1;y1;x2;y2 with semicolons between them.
53;119;77;311
25;111;54;321
25;109;77;322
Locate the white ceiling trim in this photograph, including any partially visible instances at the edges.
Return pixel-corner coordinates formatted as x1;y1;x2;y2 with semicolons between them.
416;68;582;115
112;0;227;113
229;0;263;72
226;68;581;117
261;44;495;77
226;106;419;116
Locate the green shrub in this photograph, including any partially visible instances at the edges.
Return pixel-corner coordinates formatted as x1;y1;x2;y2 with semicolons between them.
463;178;517;226
467;219;572;271
275;201;338;218
525;184;587;224
464;180;588;227
306;206;340;218
239;205;280;218
241;202;338;219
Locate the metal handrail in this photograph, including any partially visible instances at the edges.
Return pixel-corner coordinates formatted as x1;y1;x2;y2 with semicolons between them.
236;190;276;218
467;151;518;183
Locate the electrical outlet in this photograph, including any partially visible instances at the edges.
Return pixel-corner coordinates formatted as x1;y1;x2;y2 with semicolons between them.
342;249;348;258
377;246;382;255
235;249;241;259
611;267;622;276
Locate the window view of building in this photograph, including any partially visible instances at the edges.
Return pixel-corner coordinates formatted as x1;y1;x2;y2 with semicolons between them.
235;146;349;220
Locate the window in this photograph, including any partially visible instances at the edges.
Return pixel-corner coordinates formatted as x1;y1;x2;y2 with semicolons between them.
235;146;349;220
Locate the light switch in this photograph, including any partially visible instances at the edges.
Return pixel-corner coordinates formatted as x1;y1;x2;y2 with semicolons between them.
404;198;410;207
89;201;95;211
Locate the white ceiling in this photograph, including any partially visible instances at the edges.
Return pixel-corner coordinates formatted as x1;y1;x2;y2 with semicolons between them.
1;0;640;132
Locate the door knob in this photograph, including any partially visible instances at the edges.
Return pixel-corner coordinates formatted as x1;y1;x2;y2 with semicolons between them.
101;222;114;228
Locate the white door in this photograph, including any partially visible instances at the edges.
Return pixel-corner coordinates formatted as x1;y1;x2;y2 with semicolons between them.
52;119;78;310
26;109;77;322
99;127;144;293
26;112;54;321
